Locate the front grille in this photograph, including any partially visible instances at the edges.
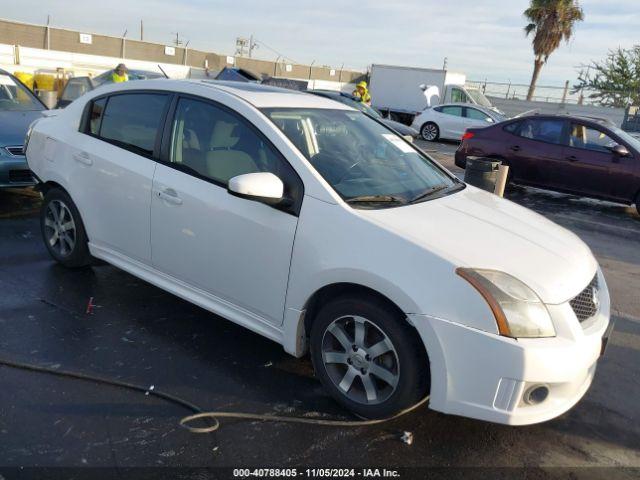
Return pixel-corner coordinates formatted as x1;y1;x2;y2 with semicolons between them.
8;169;34;184
5;145;24;156
570;274;599;322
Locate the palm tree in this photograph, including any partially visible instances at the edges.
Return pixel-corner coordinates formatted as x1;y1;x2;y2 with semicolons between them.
524;0;584;101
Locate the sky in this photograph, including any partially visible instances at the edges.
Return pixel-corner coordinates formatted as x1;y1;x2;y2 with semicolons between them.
1;0;638;86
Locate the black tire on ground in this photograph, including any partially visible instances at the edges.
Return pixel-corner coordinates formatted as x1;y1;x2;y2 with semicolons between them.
40;188;93;268
636;191;640;216
310;294;429;419
420;122;440;142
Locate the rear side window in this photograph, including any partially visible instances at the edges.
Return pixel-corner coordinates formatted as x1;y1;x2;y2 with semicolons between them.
95;93;168;156
503;122;520;134
517;118;565;145
440;106;463;117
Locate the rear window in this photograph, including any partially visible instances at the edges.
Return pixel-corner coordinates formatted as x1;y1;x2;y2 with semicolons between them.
91;93;168;156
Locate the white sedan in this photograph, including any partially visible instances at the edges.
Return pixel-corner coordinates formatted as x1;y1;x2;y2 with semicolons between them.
25;80;611;424
412;103;506;141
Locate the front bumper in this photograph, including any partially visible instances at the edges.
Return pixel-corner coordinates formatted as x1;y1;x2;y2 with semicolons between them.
0;155;36;188
409;273;611;425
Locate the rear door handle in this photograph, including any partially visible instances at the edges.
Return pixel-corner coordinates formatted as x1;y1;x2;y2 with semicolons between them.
73;151;93;166
157;188;183;205
566;155;579;162
510;145;521;152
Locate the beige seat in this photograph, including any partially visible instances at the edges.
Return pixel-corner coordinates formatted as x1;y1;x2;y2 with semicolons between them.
205;120;258;184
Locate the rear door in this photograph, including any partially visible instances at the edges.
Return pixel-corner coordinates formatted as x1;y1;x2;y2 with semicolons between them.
69;91;170;263
561;122;633;200
505;117;567;186
436;105;465;139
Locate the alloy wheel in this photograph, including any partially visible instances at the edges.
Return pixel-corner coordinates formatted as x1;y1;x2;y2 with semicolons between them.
43;200;77;258
321;315;400;405
421;123;438;141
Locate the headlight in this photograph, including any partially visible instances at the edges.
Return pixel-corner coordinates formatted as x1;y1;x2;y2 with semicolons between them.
456;268;555;338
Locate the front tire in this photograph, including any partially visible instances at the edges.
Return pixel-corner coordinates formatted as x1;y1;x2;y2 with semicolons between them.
310;295;428;419
41;188;93;268
635;191;640;217
420;122;439;142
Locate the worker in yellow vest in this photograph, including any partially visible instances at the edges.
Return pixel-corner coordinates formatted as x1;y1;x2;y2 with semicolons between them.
111;64;129;83
352;81;371;106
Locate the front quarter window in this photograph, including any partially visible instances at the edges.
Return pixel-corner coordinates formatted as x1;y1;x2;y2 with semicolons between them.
262;108;459;208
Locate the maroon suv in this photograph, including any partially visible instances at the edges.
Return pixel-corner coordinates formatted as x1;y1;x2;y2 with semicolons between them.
455;115;640;214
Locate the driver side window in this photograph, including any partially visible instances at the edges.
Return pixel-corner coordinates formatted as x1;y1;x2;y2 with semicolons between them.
170;98;287;185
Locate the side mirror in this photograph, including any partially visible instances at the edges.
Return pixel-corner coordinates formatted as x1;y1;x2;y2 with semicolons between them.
612;144;630;157
228;172;285;204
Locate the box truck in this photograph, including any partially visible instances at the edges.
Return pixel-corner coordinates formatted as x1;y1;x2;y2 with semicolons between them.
369;64;497;124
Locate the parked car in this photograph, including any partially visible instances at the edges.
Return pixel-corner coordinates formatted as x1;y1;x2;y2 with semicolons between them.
309;90;419;138
455;114;640;214
26;80;612;425
0;68;46;188
57;68;165;108
412;103;507;142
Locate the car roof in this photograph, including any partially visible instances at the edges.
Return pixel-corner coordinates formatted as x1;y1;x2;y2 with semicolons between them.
93;79;353;110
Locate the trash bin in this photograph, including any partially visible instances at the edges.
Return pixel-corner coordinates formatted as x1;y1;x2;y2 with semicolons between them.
464;157;501;193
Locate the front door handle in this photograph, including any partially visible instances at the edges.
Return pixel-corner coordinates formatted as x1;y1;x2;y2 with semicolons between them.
73;151;93;166
510;145;521;152
157;188;183;205
566;155;579;162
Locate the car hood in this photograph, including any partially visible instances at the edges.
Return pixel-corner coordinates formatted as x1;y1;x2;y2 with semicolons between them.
358;185;596;305
0;110;44;147
383;119;418;137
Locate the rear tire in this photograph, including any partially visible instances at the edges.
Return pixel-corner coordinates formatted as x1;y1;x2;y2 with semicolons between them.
420;122;439;142
40;188;93;268
310;294;429;419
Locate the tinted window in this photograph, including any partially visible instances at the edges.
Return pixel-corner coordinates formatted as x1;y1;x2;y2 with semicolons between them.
517;118;565;144
503;122;520;133
170;98;296;187
440;106;463;117
570;123;617;153
466;108;492;122
89;97;106;135
61;78;92;102
99;93;168;156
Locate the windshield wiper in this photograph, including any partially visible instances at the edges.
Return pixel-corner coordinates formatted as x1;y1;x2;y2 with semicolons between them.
345;194;406;205
408;184;449;204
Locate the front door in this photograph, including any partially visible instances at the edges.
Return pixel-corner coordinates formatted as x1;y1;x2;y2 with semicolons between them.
560;122;634;201
150;96;302;326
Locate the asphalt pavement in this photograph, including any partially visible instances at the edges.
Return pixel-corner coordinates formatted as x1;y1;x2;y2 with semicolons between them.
0;144;639;477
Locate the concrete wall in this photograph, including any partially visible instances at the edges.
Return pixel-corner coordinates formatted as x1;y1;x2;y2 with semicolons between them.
0;18;363;83
488;96;626;127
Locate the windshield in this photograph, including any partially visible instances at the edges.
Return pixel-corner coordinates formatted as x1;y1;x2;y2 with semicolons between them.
262;108;459;208
611;126;640;151
466;88;493;108
0;74;45;111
